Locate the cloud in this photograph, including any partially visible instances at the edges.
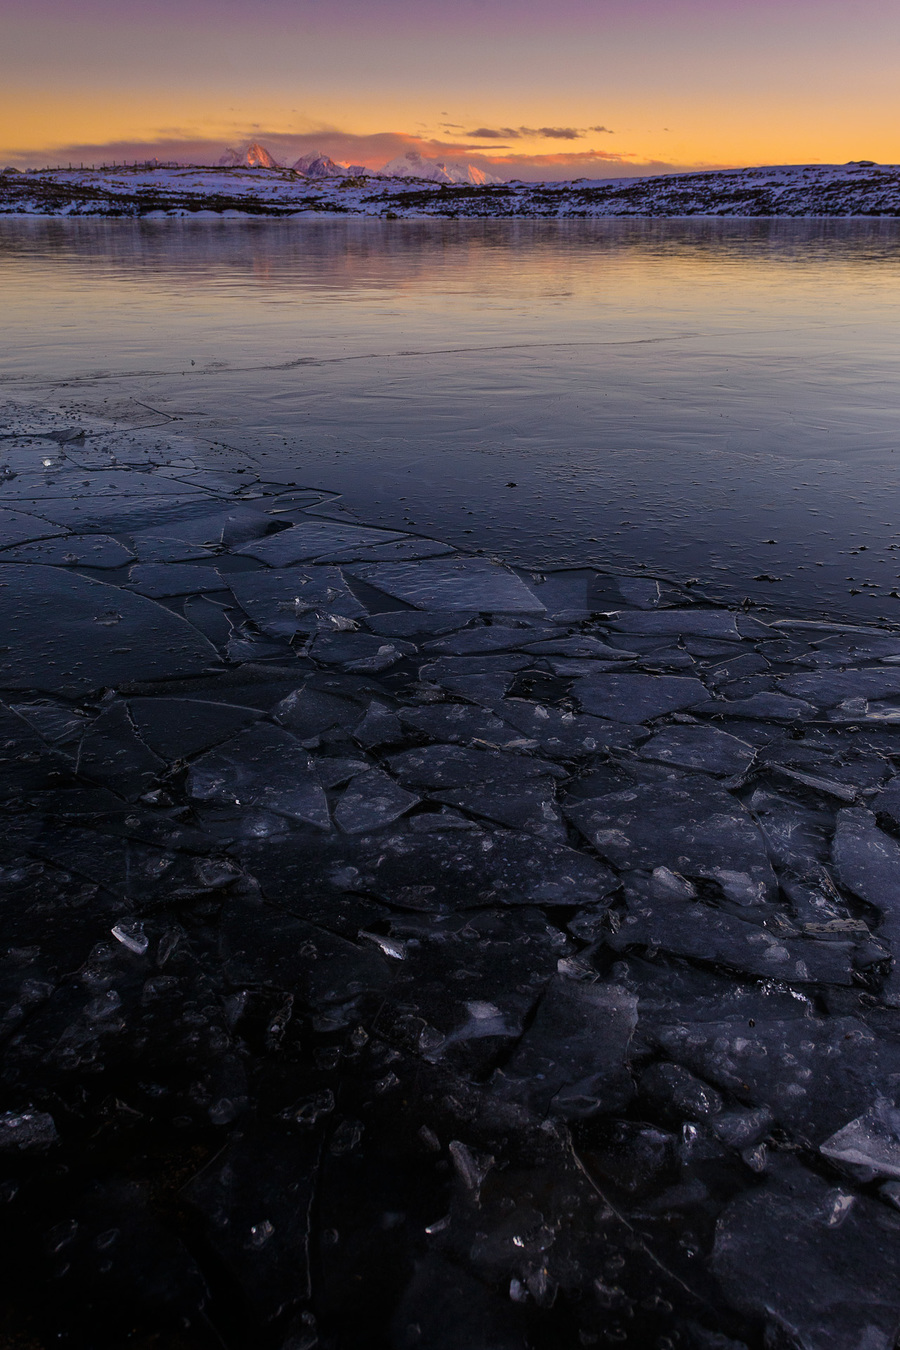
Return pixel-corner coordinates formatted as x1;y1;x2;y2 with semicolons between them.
526;127;584;140
465;125;593;141
490;148;684;180
1;125;727;183
590;126;614;134
466;127;521;139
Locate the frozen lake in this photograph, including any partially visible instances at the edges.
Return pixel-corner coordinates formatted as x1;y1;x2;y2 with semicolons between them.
3;214;900;620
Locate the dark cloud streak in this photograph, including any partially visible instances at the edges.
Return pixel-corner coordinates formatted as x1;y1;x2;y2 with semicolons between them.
530;127;583;139
465;125;605;140
467;127;521;139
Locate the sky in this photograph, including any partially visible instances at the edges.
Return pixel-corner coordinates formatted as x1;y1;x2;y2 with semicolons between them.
3;0;900;180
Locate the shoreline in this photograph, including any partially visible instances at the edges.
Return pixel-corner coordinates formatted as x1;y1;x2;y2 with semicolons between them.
4;396;900;1345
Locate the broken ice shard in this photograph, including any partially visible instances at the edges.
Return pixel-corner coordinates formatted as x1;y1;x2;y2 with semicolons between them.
608;609;741;640
333;769;419;834
713;1159;900;1350
573;672;710;722
346;557;545;612
491;976;637;1119
820;1102;900;1181
0;563;218;692
235;519;407;565
565;770;775;906
637;723;756;777
187;723;331;827
227;567;365;638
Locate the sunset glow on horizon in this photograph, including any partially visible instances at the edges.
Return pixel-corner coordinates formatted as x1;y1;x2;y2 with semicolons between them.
4;0;900;178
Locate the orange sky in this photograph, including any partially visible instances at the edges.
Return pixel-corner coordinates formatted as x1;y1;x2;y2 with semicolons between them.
3;0;899;177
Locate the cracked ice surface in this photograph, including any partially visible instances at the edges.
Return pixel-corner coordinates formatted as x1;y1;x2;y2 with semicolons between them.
6;397;900;1347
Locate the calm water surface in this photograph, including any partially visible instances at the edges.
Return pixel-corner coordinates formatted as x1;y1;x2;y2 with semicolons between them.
3;216;900;619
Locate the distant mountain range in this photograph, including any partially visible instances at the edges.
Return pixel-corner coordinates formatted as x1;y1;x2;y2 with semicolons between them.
378;151;501;185
4;161;900;218
216;141;499;184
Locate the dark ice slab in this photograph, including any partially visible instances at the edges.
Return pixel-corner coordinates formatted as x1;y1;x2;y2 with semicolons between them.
749;788;835;875
364;610;469;638
389;748;566;837
314;536;455;563
832;807;900;999
273;684;364;739
0;533;134;568
808;632;900;664
608;609;741;640
241;823;616;913
0;563;218;693
498;698;646;755
132;503;272;549
220;893;391;1007
228;567;366;637
713;1159;900;1350
8;697;86;747
565;770;776;906
606;873;866;986
333;768;420;834
0;702;73;799
656;1010;900;1141
398;701;526;748
187;723;331;828
0;505;66;549
236;519;408;565
431;671;518;704
378;907;568;1072
433;779;567;841
637;724;756;776
420;654;532;681
127;532;218;563
347;557;545;612
711;689;816;721
389;744;562;790
779;668;900;706
309;630;416;670
423;625;560;656
9;493;214;535
350;700;403;747
615;576;663;608
0;468;202;501
128;696;262;760
491;976;637;1119
126;562;226;597
183;1123;319;1322
522;633;635;659
75;700;164;800
573;672;710;722
833;807;900;920
873;775;900;829
819;1102;900;1181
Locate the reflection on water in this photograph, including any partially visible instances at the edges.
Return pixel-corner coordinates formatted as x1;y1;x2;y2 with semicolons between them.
3;216;900;618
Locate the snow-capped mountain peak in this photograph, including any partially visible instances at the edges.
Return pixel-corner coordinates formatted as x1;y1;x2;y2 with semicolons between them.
291;152;365;179
218;142;281;169
378;151;500;185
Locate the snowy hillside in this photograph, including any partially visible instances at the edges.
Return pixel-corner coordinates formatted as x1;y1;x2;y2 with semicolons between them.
2;160;900;218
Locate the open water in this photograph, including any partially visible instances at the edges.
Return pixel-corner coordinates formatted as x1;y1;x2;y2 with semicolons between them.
3;214;900;619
